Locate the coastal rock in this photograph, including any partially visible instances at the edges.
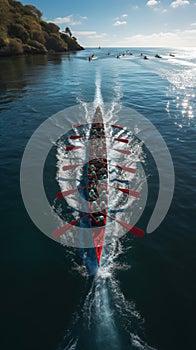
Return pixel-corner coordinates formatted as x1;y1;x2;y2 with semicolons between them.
0;0;84;57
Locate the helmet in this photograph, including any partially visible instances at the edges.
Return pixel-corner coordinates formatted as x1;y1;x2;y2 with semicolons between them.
100;201;106;208
99;216;104;221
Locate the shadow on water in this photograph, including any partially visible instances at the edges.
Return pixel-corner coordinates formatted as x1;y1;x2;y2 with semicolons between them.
0;53;73;107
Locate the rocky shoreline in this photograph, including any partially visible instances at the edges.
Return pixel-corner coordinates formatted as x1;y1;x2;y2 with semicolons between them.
0;0;84;57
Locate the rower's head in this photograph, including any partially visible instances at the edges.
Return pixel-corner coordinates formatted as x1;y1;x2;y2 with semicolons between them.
100;201;106;209
101;190;107;196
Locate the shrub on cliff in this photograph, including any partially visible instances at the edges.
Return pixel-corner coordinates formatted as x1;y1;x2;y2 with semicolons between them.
8;23;29;43
27;39;47;53
31;30;45;44
24;4;42;18
46;35;67;52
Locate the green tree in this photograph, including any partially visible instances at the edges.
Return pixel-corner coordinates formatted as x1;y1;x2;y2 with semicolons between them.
24;5;42;18
65;27;72;37
8;24;29;43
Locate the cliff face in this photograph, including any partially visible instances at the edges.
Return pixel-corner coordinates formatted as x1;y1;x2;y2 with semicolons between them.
0;0;84;56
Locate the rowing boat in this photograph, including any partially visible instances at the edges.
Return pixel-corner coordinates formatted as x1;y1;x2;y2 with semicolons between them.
53;107;144;271
86;106;108;265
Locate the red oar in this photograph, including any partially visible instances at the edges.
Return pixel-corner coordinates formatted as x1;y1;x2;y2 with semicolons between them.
100;160;136;174
66;145;131;155
56;186;85;198
73;123;124;130
111;124;124;130
108;184;140;198
70;135;84;140
62;164;81;171
52;213;90;238
112;148;131;155
114;138;128;144
57;184;139;199
70;135;128;143
106;214;144;238
117;165;136;174
73;123;86;128
117;187;140;198
65;145;84;151
62;163;136;174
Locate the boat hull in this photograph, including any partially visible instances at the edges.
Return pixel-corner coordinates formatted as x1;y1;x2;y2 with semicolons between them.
86;107;108;265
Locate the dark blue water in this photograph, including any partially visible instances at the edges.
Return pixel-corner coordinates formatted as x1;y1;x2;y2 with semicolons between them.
0;48;196;350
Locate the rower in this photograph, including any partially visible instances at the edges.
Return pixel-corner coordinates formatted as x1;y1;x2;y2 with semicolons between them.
89;188;97;200
92;214;105;226
100;174;107;181
100;128;105;136
91;200;100;212
89;164;96;171
88;170;97;180
100;190;107;200
100;200;106;211
98;215;104;224
100;167;106;175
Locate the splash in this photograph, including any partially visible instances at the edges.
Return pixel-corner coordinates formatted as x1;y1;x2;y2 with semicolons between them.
58;239;156;350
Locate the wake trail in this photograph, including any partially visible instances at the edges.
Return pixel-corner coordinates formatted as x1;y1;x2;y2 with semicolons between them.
56;72;155;350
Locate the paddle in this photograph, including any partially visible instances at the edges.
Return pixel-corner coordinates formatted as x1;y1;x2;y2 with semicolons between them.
100;160;136;174
111;148;131;155
114;138;128;144
116;165;136;174
65;145;131;155
62;164;81;171
52;212;144;239
116;187;140;198
56;186;86;198
106;213;144;238
73;123;125;130
62;163;136;174
52;213;90;238
57;184;140;199
107;184;140;198
111;124;124;130
70;135;85;140
73;123;86;128
69;135;128;143
65;145;84;151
